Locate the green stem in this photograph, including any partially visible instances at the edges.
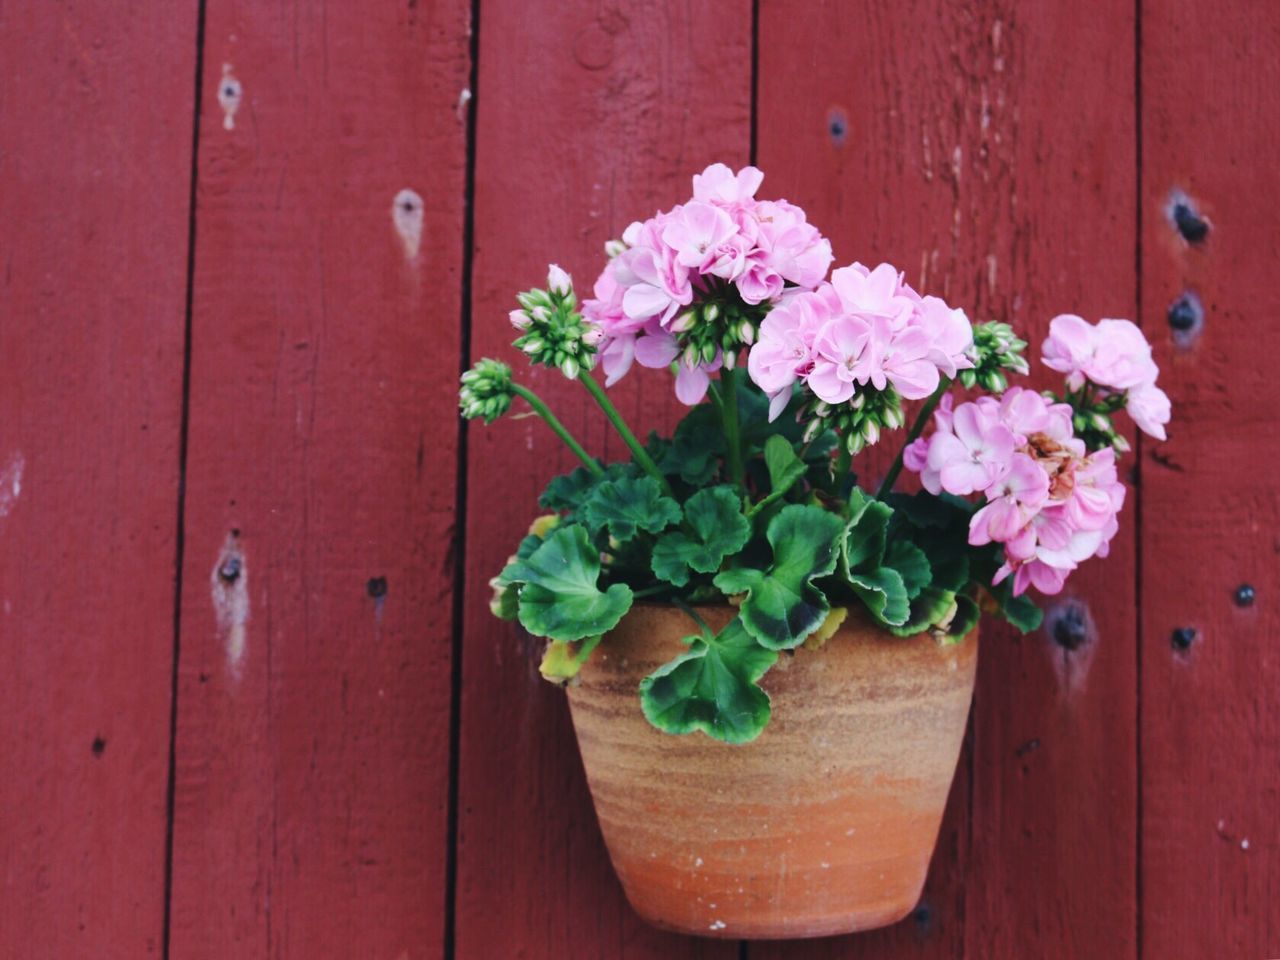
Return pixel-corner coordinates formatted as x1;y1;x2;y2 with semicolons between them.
876;376;952;500
511;383;604;477
720;366;745;492
631;584;672;599
578;372;675;496
833;444;852;480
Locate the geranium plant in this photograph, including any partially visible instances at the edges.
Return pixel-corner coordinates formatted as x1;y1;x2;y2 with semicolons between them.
461;164;1170;744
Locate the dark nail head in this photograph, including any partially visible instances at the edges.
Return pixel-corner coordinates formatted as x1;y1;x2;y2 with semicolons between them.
366;576;388;599
218;555;241;584
1172;200;1209;243
1235;584;1256;607
1171;627;1196;650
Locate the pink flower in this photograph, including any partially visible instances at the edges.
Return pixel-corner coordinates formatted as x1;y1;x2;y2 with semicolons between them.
692;163;764;206
925;402;1015;496
808;314;878;404
969;454;1050;544
1040;314;1097;390
1041;314;1157;391
829;263;916;327
1126;381;1171;440
747;291;831;419
661;201;738;271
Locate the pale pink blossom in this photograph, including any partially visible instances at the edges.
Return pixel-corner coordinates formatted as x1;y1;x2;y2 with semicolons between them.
925;402;1015;496
1126;381;1171;440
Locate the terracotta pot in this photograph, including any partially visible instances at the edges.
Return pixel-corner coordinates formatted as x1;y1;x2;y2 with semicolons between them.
565;603;978;940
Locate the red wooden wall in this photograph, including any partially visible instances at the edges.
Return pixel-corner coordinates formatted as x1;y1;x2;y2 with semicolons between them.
1;2;1276;957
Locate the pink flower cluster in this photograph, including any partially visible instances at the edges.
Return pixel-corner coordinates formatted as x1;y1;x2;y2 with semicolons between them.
747;263;974;420
904;387;1125;596
581;163;833;404
1041;314;1171;440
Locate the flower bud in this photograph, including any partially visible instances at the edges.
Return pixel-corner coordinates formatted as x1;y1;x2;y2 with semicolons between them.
509;309;531;330
530;305;550;323
701;341;718;364
704;302;722;323
560;357;580;380
861;419;880;444
723;349;737;370
522;339;544;355
682;344;701;367
547;263;573;296
1112;434;1131;454
582;325;604;346
738;320;755;345
669;311;696;333
604;239;627;259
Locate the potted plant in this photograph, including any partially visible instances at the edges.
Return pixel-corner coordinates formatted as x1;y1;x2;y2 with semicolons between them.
460;164;1170;939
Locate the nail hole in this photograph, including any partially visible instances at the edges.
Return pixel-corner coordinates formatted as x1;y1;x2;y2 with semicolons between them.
1167;191;1210;243
366;576;388;599
218;555;242;584
1171;626;1197;651
826;108;848;146
1049;600;1091;650
91;737;106;757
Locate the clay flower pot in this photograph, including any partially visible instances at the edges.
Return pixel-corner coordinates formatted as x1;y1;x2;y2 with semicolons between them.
565;603;978;940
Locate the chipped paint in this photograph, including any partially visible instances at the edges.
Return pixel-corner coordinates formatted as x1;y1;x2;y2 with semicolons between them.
0;452;24;518
211;533;249;677
218;64;242;131
392;189;424;259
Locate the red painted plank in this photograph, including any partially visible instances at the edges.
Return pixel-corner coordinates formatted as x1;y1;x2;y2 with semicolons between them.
0;4;196;956
166;4;470;957
455;1;750;955
754;2;1138;956
1140;2;1280;956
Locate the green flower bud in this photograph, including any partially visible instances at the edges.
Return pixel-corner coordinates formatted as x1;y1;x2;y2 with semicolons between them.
459;358;514;424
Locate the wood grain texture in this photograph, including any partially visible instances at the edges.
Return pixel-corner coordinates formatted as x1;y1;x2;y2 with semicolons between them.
754;2;1138;956
167;2;470;957
455;1;750;956
0;4;196;955
1139;2;1280;956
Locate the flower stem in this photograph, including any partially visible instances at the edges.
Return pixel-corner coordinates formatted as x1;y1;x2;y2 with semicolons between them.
510;383;604;477
833;444;852;480
720;366;745;492
876;376;951;500
578;372;675;496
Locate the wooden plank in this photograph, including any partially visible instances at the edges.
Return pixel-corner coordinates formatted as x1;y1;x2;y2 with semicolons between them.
0;4;196;956
1139;2;1280;956
753;2;1138;956
454;1;750;955
166;3;471;957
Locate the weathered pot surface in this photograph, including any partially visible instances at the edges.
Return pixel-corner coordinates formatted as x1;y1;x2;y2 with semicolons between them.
565;603;978;940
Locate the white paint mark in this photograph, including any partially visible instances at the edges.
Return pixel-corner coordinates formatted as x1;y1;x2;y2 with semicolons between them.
218;64;242;131
211;534;249;677
1241;838;1250;850
392;189;424;259
0;452;24;518
708;920;726;931
456;87;472;123
694;857;703;867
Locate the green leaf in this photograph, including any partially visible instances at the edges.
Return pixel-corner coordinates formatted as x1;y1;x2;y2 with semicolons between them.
580;475;680;542
539;462;633;514
713;504;844;650
988;583;1044;633
885;584;959;638
840;488;892;575
659;407;725;485
747;435;808;517
884;539;931;601
849;566;910;626
503;525;633;641
651;486;751;587
945;594;981;642
639;618;778;743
